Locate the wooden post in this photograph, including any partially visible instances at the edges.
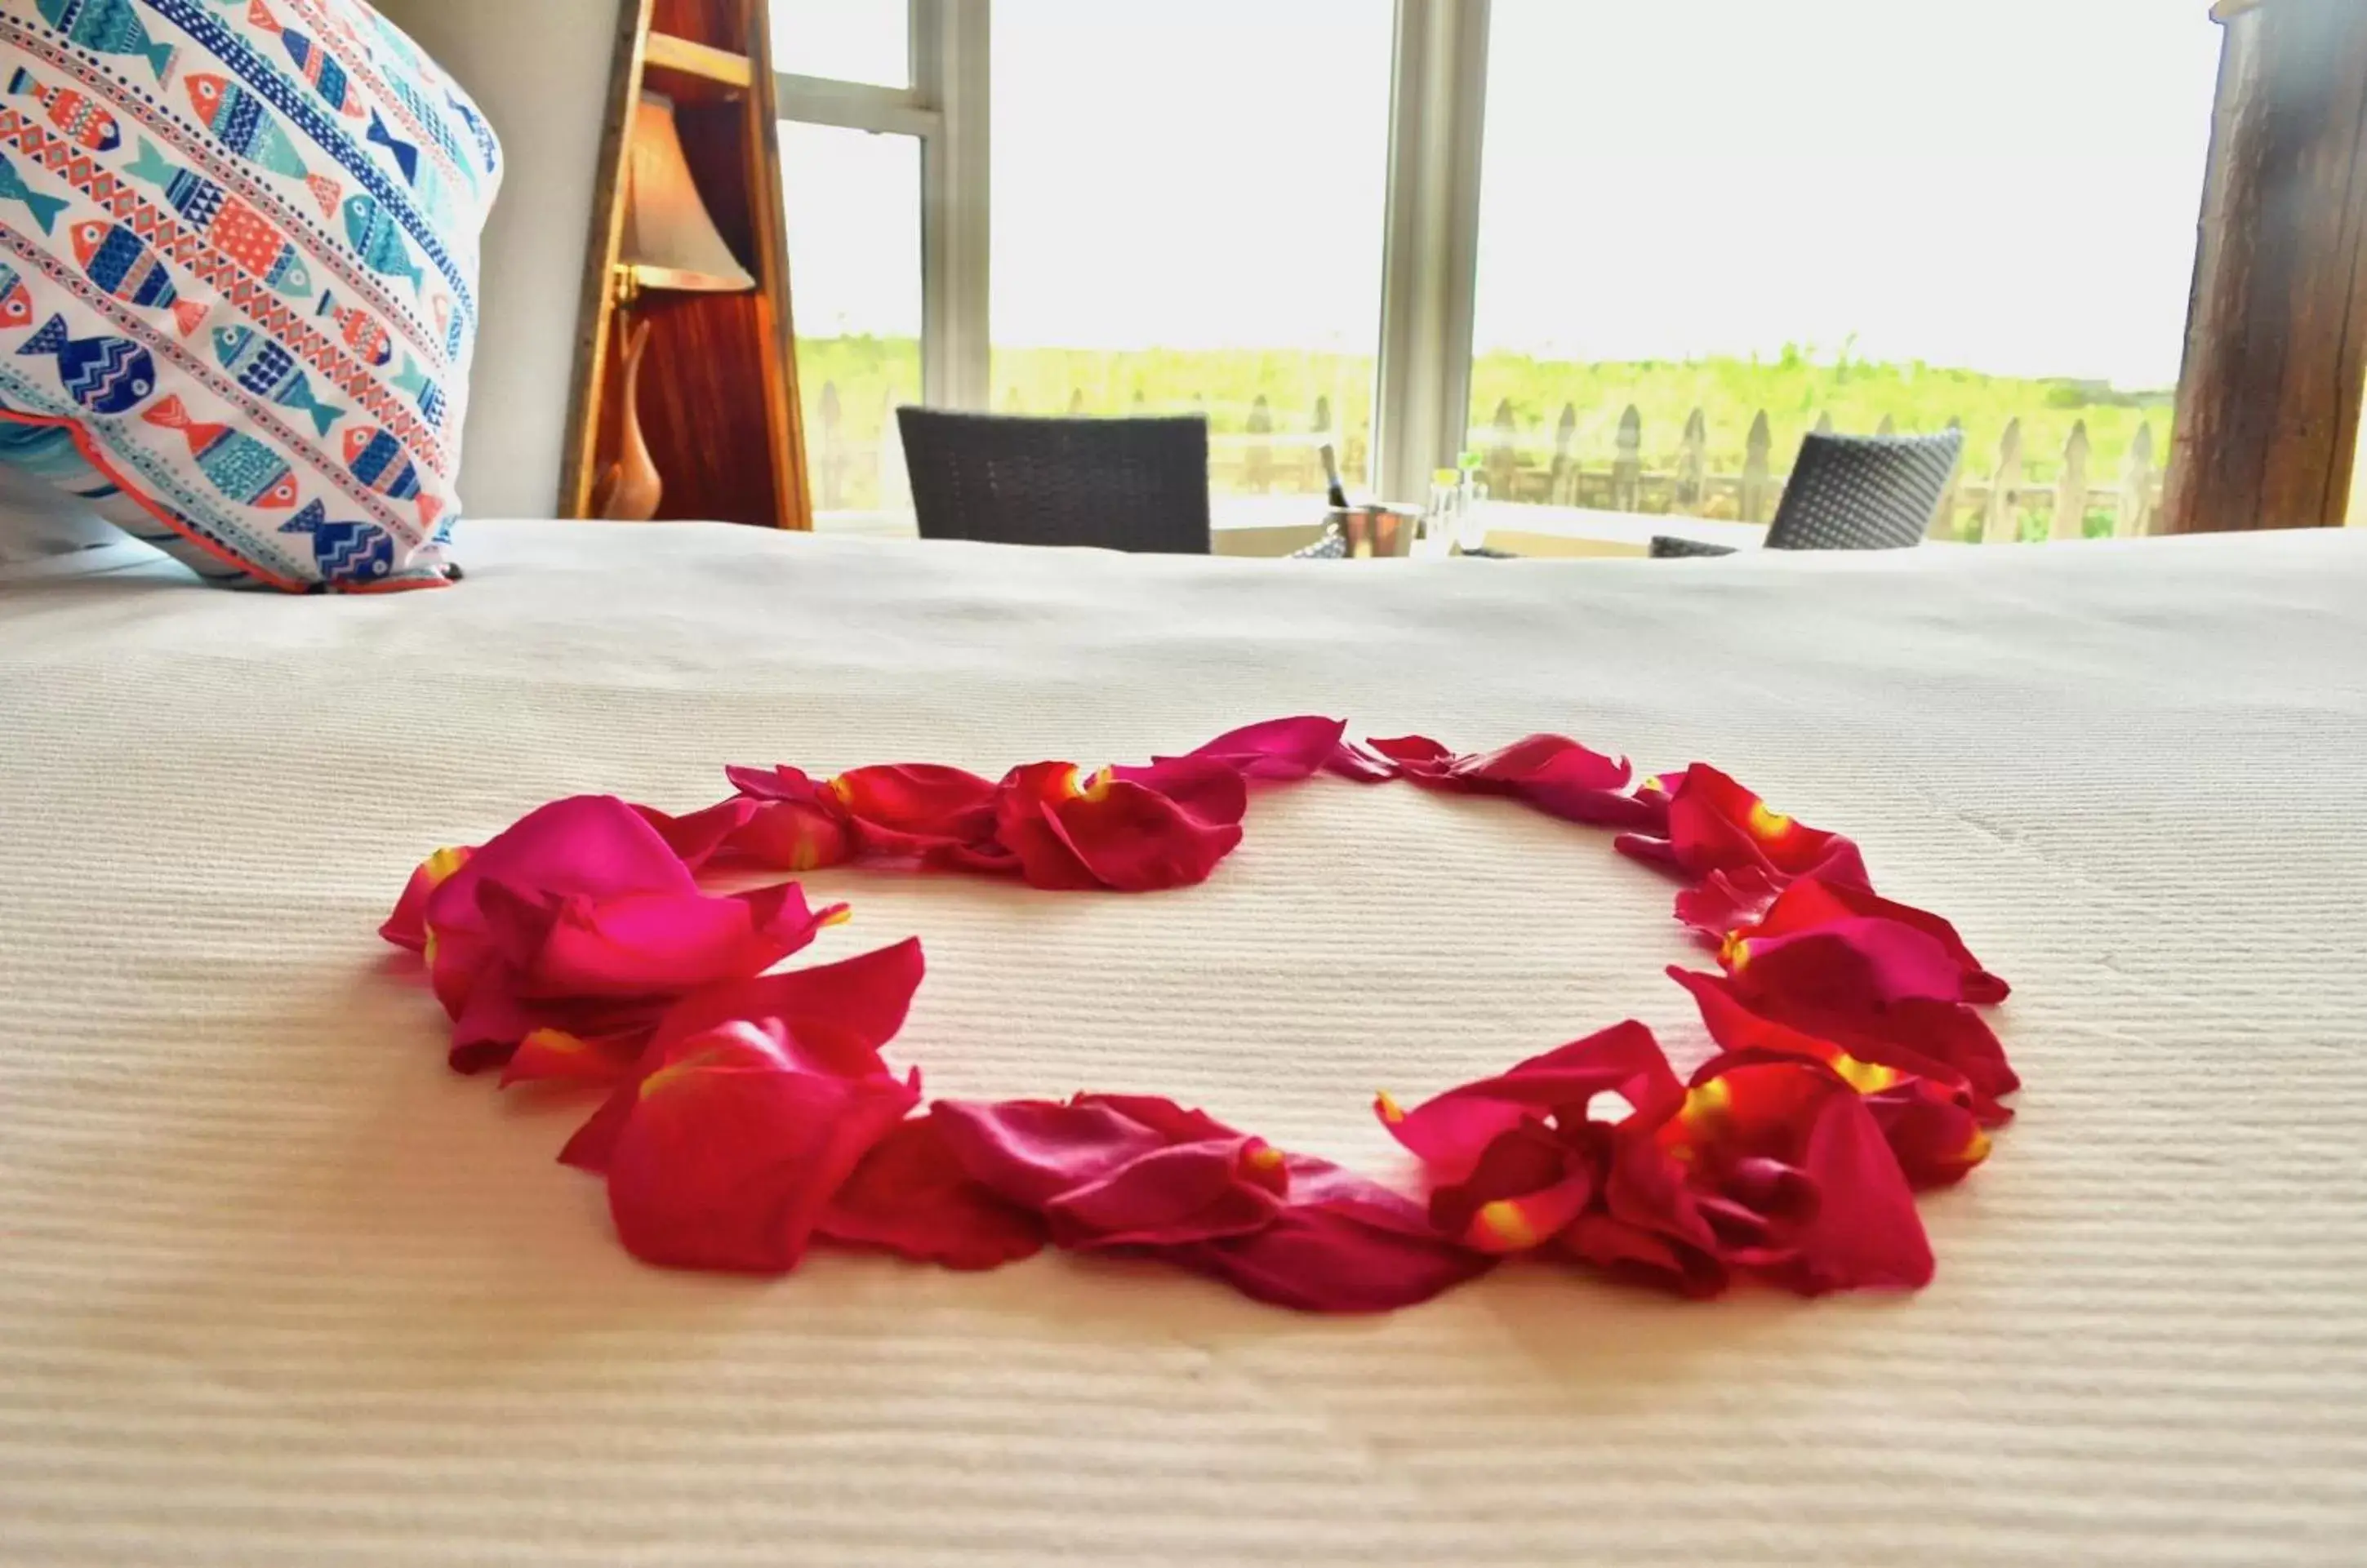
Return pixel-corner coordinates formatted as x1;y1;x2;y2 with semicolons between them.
1309;395;1333;493
1610;404;1642;511
1488;398;1519;502
1244;394;1274;493
816;380;843;510
2051;420;2093;540
877;384;909;512
2119;422;2159;536
2163;0;2367;532
1930;416;1965;540
1131;388;1147;411
1549;403;1578;504
1813;411;1835;437
1067;388;1086;415
1876;414;1897;437
1982;418;2025;544
1740;411;1773;523
1674;407;1706;513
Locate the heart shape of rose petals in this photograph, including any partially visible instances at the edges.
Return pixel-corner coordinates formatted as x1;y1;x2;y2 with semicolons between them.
383;717;2013;1313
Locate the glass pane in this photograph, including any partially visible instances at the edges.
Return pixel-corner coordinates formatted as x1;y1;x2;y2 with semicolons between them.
990;0;1395;518
772;0;908;89
779;122;922;534
1468;0;2221;545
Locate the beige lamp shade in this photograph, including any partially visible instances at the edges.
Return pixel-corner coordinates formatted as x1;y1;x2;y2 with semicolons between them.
621;91;755;293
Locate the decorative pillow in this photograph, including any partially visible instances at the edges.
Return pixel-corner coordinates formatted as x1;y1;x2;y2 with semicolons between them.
0;0;500;591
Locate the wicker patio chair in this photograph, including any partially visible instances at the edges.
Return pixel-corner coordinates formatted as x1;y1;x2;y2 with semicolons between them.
1651;429;1964;557
897;409;1212;554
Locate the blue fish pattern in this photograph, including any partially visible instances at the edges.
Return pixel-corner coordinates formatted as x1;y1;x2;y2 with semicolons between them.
280;498;390;583
390;352;443;429
212;325;344;438
447;89;497;178
18;313;157;415
0;151;67;236
36;0;176;82
340;190;424;292
366;108;418;184
345;425;417;501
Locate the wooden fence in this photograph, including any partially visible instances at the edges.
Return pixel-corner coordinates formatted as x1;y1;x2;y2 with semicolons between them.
808;383;2162;543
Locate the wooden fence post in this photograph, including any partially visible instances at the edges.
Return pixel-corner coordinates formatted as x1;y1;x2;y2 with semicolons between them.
1002;386;1024;412
877;385;908;511
1876;414;1897;437
1487;398;1518;501
1929;416;1965;540
1307;394;1333;492
1982;418;2025;544
1740;411;1773;522
2118;422;2157;537
1813;410;1835;437
1067;388;1086;415
2051;420;2092;540
817;380;844;510
1610;404;1642;511
1674;407;1706;513
1244;394;1274;493
1131;388;1147;411
1550;403;1578;504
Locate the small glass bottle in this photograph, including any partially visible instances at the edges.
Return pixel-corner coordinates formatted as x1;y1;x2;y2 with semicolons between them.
1422;467;1462;557
1454;451;1491;553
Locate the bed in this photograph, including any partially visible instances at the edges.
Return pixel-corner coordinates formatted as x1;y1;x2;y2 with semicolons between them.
2;522;2363;1566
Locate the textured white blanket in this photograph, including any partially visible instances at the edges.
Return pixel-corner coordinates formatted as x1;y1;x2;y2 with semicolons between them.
2;522;2363;1566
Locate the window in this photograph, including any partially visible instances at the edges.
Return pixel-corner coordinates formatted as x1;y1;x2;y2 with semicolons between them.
776;1;2226;547
772;0;954;534
778;124;922;529
988;1;1395;512
1465;0;2221;540
772;0;909;90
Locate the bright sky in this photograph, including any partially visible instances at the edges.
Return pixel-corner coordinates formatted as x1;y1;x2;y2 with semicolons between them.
780;0;2222;389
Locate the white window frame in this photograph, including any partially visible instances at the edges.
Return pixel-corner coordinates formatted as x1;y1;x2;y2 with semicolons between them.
776;0;1489;501
774;0;989;412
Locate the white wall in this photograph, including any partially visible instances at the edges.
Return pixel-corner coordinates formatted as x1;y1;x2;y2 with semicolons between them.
376;0;616;517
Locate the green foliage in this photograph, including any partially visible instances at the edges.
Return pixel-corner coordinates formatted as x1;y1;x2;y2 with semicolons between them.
794;336;2173;516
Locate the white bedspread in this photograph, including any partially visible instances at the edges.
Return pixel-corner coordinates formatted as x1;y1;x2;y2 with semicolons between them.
3;522;2363;1566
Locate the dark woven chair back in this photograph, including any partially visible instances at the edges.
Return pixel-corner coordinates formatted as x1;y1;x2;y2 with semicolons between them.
896;409;1213;554
1764;429;1964;550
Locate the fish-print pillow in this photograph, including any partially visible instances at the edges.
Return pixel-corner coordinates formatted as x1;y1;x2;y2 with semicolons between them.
0;0;500;591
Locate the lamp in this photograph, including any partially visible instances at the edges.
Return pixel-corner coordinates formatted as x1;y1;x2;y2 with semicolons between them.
598;90;755;520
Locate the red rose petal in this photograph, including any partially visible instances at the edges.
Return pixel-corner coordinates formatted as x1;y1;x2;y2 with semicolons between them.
1175;715;1350;780
1722;917;1973;1013
1617;766;1870;888
830;763;1000;856
1743;876;2009;1003
1782;1084;1936;1293
930;1094;1283;1246
1168;1170;1494;1313
1376;1020;1681;1182
607;1044;919;1273
558;938;928;1174
523;883;845;998
818;1115;1048;1269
